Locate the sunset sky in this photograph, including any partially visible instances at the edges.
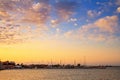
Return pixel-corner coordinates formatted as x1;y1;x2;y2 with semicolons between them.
0;0;120;65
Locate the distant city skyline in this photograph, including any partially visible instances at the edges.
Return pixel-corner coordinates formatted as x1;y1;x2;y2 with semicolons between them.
0;0;120;65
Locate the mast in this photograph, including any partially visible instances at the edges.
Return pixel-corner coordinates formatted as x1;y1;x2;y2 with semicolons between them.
59;60;61;65
74;60;76;66
51;59;52;65
84;56;86;66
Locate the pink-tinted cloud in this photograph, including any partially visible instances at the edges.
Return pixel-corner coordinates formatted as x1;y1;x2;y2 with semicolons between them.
94;16;118;33
0;0;51;44
0;10;10;18
55;1;78;20
64;15;119;42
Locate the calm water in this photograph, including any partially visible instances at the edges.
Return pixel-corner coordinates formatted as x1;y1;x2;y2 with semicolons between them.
0;68;120;80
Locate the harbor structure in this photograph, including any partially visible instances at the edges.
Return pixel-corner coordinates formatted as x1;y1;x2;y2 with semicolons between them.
0;60;2;70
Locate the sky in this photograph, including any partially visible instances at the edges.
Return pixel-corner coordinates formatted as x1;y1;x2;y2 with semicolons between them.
0;0;120;65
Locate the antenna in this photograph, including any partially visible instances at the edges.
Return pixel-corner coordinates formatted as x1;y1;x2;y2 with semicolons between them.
51;59;52;65
74;59;76;66
84;56;86;66
59;60;61;65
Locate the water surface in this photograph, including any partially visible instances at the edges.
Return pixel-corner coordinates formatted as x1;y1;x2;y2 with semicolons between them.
0;68;120;80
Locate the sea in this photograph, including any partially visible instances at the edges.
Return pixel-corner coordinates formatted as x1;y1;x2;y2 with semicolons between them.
0;68;120;80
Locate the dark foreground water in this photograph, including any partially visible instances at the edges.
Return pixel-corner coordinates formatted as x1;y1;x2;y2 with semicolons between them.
0;68;120;80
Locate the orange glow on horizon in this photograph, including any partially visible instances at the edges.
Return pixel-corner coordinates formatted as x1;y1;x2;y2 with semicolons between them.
0;39;120;65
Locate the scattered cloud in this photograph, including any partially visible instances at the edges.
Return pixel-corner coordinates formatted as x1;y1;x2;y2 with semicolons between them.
0;0;79;44
0;0;51;44
55;1;78;20
0;22;22;44
116;0;120;6
69;18;77;22
0;0;119;44
94;16;118;33
87;10;101;18
64;15;119;42
64;30;73;38
56;28;60;33
0;10;10;18
51;19;60;27
20;1;51;25
74;23;78;26
117;7;120;13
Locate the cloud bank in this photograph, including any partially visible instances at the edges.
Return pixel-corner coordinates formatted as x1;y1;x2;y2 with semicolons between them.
0;0;119;44
0;0;79;44
64;15;119;42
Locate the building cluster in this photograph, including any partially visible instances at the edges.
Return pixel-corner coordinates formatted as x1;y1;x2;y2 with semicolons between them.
24;64;82;69
0;60;82;69
0;60;108;70
0;61;22;69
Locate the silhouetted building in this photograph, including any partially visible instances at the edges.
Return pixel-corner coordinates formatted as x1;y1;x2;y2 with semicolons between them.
0;60;2;70
2;61;15;69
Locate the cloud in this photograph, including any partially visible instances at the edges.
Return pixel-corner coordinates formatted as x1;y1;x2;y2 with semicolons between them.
1;0;80;44
0;0;51;44
0;10;10;18
0;0;14;10
94;16;118;33
64;15;119;42
64;30;73;38
116;0;120;5
0;0;51;24
51;19;60;27
0;22;22;44
21;1;51;25
87;10;101;17
69;18;77;22
32;2;42;11
21;8;50;24
55;1;78;20
1;0;111;44
117;7;120;13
